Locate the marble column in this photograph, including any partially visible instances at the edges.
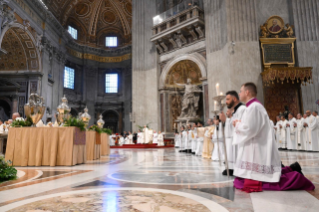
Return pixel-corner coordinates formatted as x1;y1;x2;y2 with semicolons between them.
132;0;159;131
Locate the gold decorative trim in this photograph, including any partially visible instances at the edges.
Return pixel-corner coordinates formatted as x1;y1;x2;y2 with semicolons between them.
261;67;313;86
66;48;131;63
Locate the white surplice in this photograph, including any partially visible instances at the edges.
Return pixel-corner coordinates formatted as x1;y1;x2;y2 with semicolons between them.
175;133;181;147
225;117;236;169
191;128;197;152
296;119;306;150
196;127;205;156
137;132;144;144
153;133;158;144
186;130;192;149
143;127;149;144
212;123;224;161
275;120;282;146
307;115;319;151
287;118;298;150
233;100;281;183
280;119;288;149
181;130;187;150
157;133;164;146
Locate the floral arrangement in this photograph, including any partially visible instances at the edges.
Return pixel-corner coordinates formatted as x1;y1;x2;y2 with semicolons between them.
63;117;86;131
0;156;17;183
11;117;33;128
89;125;112;135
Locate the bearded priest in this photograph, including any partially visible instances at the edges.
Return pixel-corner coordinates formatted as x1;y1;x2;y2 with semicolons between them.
232;82;315;192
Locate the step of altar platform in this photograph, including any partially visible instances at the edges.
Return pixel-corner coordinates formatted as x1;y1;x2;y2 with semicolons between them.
110;144;175;149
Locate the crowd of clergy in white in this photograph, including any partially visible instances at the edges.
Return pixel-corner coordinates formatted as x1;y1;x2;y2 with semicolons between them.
274;110;319;152
174;90;245;176
174;82;318;181
108;128;165;146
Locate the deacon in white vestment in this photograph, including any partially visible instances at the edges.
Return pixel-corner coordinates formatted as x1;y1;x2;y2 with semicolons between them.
274;116;281;147
303;114;311;151
157;131;164;146
137;130;144;144
211;120;224;161
175;132;181;148
287;113;298;150
233;84;281;183
296;114;306;150
191;123;198;154
224;110;235;169
186;124;193;153
143;126;149;144
280;116;288;150
233;83;315;192
153;131;158;144
306;110;319;151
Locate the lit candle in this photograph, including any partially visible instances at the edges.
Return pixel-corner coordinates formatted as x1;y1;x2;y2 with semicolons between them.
220;92;223;96
216;83;220;96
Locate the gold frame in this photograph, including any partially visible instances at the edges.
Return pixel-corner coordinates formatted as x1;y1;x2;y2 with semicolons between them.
266;15;284;34
260;38;296;68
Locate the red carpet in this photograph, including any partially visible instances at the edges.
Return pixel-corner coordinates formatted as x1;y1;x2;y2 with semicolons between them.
111;144;175;149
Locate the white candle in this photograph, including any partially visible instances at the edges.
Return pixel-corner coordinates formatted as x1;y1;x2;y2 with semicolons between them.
220;92;223;96
214;101;217;111
216;83;220;96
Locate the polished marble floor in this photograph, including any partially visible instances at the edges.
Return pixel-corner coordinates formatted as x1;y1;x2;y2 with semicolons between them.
0;148;318;211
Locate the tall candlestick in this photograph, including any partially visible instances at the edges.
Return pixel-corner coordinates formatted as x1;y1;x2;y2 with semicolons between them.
216;83;220;96
214;101;217;111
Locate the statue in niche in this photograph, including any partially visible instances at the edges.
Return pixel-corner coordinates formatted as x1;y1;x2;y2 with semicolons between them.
175;78;202;119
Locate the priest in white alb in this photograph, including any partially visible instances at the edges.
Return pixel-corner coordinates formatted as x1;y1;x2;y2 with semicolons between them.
143;125;149;144
296;114;306;150
305;110;319;151
233;82;314;192
287;113;298;150
274;116;281;147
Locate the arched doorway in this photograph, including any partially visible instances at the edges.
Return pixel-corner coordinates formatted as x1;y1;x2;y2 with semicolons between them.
102;110;119;133
159;54;207;132
0;99;10;121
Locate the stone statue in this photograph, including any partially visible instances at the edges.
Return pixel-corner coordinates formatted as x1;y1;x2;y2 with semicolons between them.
285;23;294;38
175;78;202;119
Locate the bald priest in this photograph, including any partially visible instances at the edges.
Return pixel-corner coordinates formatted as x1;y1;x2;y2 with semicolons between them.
232;82;315;193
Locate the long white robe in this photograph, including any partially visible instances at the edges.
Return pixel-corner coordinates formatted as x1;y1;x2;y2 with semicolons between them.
191;128;197;152
157;133;164;146
110;134;115;146
119;137;124;146
307;115;319;151
127;134;133;144
212;123;224;161
280;120;288;148
143;127;149;144
153;133;158;144
296;119;306;150
181;131;187;150
287;118;298;150
233;101;281;183
225;117;236;169
275;120;282;146
137;132;144;144
196;127;205;156
175;133;181;147
186;130;192;149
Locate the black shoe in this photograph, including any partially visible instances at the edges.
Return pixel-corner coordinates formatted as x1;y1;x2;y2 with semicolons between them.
187;149;192;153
192;152;195;155
290;162;303;175
222;169;234;176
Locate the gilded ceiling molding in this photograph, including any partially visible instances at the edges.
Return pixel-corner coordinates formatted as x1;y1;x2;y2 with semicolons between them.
109;0;130;35
66;47;131;63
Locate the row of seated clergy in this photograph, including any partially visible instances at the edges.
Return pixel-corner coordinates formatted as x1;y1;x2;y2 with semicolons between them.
109;130;165;146
274;110;319;151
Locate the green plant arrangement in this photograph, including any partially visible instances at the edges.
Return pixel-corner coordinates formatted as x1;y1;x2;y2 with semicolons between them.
11;117;33;128
136;122;152;131
89;125;102;134
63;117;86;131
101;128;112;135
0;156;17;183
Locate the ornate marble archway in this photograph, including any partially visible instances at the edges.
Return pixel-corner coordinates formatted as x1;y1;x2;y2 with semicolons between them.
159;52;207;89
